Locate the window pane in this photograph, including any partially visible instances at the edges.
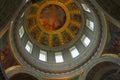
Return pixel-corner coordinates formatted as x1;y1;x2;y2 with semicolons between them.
81;4;90;12
39;50;47;61
86;19;94;31
26;0;29;2
19;26;24;38
21;13;24;17
81;35;91;47
25;41;33;53
70;46;79;58
55;52;64;63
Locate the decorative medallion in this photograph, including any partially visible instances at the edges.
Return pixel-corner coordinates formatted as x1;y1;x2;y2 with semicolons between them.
27;0;81;47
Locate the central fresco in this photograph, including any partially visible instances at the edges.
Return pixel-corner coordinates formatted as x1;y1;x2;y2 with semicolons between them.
40;4;66;30
26;0;82;47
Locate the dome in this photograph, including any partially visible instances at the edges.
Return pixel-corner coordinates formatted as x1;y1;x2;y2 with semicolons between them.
9;0;107;78
26;0;82;48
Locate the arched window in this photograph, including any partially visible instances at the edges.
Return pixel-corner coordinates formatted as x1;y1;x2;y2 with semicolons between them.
39;50;47;62
25;41;33;53
19;26;24;38
86;19;94;31
69;46;79;58
81;4;91;12
55;52;64;63
81;35;91;47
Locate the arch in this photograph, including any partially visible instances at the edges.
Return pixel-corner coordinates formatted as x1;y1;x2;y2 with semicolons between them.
81;57;120;80
89;0;120;28
6;65;42;80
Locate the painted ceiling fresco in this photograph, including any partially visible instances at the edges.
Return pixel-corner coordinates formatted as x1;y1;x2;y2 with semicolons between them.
0;40;18;69
27;0;81;47
40;4;66;31
104;22;120;54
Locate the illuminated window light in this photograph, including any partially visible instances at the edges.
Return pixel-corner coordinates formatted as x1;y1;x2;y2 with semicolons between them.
39;50;47;62
55;52;64;63
25;41;33;53
81;35;91;47
21;13;24;17
81;4;91;12
86;19;94;31
26;0;29;2
19;26;24;38
11;21;13;24
69;46;79;58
